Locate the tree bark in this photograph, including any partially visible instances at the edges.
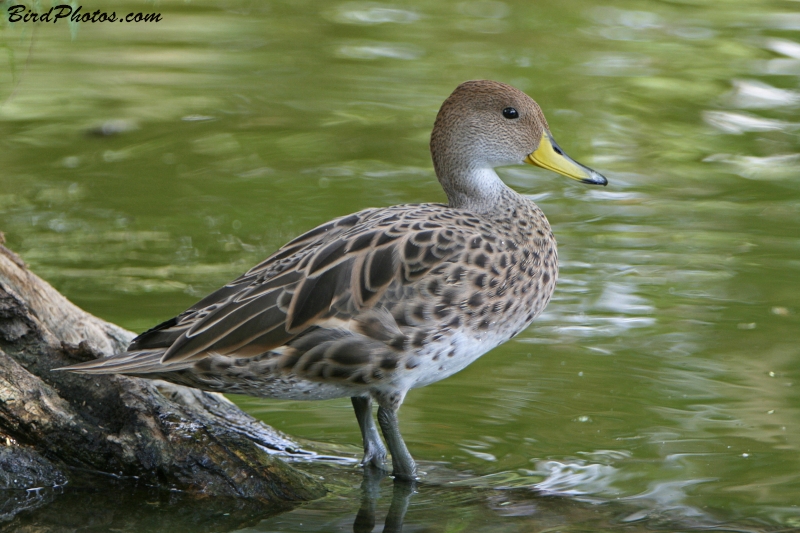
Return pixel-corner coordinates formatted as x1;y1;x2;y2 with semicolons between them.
0;237;326;520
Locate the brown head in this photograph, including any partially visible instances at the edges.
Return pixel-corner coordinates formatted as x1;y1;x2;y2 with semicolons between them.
430;80;607;210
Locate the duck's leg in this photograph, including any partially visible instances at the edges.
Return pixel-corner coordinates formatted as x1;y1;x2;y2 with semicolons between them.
376;405;416;481
352;396;387;469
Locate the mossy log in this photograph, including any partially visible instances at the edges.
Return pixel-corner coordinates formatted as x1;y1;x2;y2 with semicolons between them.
0;238;326;518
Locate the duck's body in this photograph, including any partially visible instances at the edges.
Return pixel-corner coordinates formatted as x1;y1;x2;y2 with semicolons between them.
62;81;606;481
86;196;556;399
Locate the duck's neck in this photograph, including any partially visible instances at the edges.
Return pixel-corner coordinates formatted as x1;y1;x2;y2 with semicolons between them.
436;163;515;213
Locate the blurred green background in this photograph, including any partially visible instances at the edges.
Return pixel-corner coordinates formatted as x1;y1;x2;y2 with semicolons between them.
2;0;800;530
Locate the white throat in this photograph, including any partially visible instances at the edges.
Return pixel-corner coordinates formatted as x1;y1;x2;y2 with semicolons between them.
446;166;509;211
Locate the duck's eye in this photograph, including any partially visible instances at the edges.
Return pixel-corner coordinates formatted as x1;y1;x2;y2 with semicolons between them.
502;107;519;119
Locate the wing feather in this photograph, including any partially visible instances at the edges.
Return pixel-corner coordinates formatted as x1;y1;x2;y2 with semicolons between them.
74;205;481;375
287;259;353;332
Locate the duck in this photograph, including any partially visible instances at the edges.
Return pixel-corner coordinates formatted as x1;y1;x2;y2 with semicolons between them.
61;80;607;482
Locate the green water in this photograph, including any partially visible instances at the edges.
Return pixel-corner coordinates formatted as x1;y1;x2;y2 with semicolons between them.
2;0;800;530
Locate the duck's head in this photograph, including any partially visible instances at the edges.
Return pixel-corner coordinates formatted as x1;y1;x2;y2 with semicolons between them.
430;80;607;209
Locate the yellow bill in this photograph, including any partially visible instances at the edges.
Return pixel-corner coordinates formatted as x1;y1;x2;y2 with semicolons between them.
525;131;608;186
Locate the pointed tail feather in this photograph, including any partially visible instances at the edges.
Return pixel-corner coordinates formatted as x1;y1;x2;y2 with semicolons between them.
55;349;193;375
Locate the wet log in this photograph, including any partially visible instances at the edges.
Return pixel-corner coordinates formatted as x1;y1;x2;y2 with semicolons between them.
0;237;326;516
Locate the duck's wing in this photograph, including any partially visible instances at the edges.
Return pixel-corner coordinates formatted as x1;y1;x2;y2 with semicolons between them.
64;204;475;372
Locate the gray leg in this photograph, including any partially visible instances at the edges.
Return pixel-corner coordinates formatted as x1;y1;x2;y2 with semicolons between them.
352;396;387;469
377;406;416;481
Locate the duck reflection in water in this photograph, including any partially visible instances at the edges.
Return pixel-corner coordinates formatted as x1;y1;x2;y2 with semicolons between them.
354;468;415;533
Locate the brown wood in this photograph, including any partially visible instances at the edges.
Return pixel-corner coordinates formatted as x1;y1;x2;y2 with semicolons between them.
0;236;325;519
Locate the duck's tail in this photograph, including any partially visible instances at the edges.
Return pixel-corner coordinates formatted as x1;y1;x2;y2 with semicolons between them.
55;349;193;375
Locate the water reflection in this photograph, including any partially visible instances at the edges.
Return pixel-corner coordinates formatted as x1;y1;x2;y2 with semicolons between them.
353;471;414;533
0;485;293;532
335;42;424;61
247;458;772;532
533;459;621;497
3;0;800;529
726;79;800;109
703;110;798;134
328;3;421;25
705;153;800;181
